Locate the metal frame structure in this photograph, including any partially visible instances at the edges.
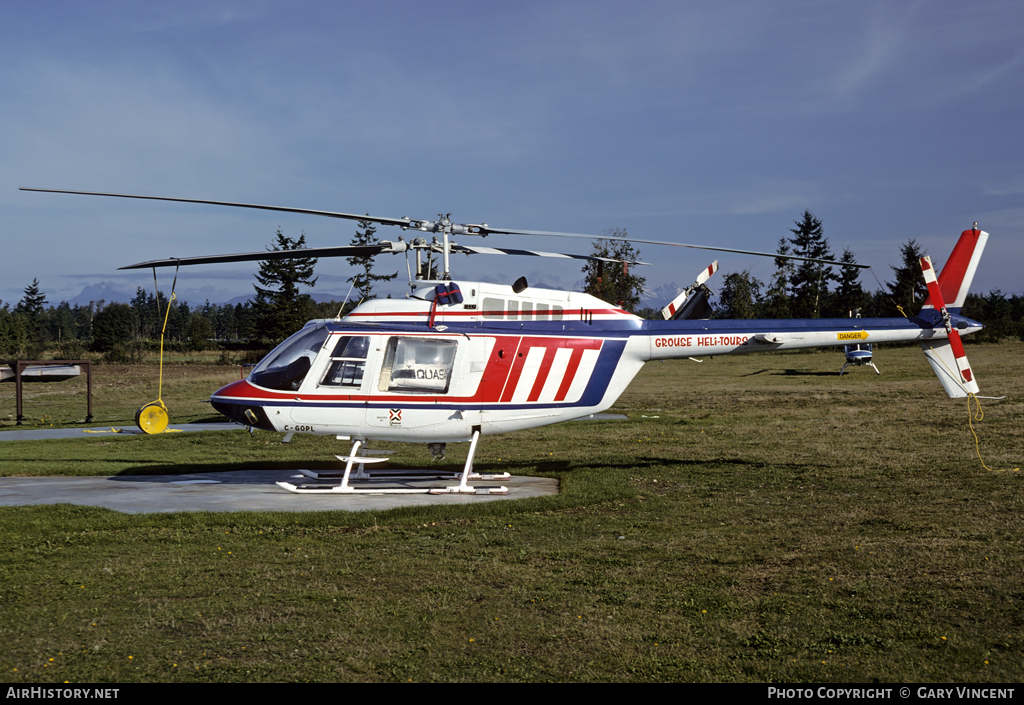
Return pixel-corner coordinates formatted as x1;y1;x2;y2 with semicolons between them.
1;360;93;424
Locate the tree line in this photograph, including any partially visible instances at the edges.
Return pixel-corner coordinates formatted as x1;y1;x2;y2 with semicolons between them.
0;224;396;360
3;213;1021;360
0;284;343;360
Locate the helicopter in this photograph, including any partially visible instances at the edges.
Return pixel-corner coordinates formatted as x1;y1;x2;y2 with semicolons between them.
20;188;989;495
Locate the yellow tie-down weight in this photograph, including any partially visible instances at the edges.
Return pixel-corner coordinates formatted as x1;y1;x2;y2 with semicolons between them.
135;401;169;434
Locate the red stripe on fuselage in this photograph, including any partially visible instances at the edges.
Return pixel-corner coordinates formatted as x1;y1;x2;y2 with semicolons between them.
215;335;607;407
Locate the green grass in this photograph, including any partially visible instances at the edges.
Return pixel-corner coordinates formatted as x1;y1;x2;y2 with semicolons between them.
1;343;1021;682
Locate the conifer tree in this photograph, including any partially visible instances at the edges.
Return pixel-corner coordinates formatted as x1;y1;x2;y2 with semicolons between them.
787;211;837;318
346;219;398;304
832;248;868;317
15;279;47;316
887;239;928;314
15;278;50;350
251;230;318;342
761;238;795;319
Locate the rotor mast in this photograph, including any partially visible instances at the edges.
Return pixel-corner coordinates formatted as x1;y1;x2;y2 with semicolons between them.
401;212;491;281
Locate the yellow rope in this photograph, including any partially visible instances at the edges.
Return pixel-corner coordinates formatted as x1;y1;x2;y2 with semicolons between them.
153;290;176;412
966;394;990;470
917;341;1014;472
134;265;179;434
867;269;1016;472
966;393;1019;473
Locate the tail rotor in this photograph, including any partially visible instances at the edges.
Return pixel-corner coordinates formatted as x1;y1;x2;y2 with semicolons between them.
919;255;979;397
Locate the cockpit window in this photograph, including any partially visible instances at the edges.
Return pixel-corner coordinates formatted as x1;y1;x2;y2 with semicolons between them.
321;335;370;387
378;337;457;393
249;325;330;391
331;335;369;359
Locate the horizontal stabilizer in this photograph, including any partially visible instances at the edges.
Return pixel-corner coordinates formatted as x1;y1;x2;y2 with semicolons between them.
754;332;806;344
920;340;980;398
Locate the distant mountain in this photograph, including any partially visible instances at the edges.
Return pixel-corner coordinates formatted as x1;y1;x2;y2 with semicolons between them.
640;281;685;311
62;285;354;309
68;282;133;308
222;292;350;307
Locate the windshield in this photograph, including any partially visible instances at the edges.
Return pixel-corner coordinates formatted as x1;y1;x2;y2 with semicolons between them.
249;325;330;391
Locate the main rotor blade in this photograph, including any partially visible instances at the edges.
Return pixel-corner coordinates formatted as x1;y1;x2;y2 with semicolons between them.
118;244;396;270
20;188;418;229
476;226;868;269
449;243;649;265
22;187;867;268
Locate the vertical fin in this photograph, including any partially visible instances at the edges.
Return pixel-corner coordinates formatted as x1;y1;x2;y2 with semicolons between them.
920;255;979;397
921;225;988;313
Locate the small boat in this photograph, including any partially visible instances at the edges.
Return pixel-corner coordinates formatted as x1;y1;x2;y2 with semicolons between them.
0;364;82;383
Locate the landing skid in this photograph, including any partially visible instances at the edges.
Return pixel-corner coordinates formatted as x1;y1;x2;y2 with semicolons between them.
840;360;880;375
275;431;509;495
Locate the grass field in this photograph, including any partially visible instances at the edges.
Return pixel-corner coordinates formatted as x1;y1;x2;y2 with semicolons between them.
1;342;1021;682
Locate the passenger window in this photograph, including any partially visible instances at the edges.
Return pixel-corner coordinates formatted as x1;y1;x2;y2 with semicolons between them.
536;303;549;321
507;299;519;319
551;305;563;320
323;360;364;386
321;335;370;387
483;297;504;320
379;337;457;393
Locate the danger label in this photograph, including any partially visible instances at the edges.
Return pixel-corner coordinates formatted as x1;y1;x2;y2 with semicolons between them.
837;331;869;341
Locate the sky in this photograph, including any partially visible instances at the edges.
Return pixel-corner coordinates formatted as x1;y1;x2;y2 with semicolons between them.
2;0;1023;311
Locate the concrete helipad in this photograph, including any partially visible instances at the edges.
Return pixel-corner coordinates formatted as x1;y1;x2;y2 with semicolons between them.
0;421;575;513
0;469;559;514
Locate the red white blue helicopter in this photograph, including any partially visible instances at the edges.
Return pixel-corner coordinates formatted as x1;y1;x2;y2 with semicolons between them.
21;188;989;495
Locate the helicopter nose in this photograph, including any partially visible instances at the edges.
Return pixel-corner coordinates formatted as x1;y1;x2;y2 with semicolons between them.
210;398;275;431
210;379;276;430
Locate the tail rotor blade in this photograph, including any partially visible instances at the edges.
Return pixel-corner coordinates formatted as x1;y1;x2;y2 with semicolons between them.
920;255;979;395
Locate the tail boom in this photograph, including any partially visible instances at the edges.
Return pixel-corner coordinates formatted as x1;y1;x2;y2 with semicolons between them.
644;315;952;361
637;224;989;399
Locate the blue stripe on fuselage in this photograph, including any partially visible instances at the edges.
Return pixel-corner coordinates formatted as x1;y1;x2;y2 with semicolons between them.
220;338;629;413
